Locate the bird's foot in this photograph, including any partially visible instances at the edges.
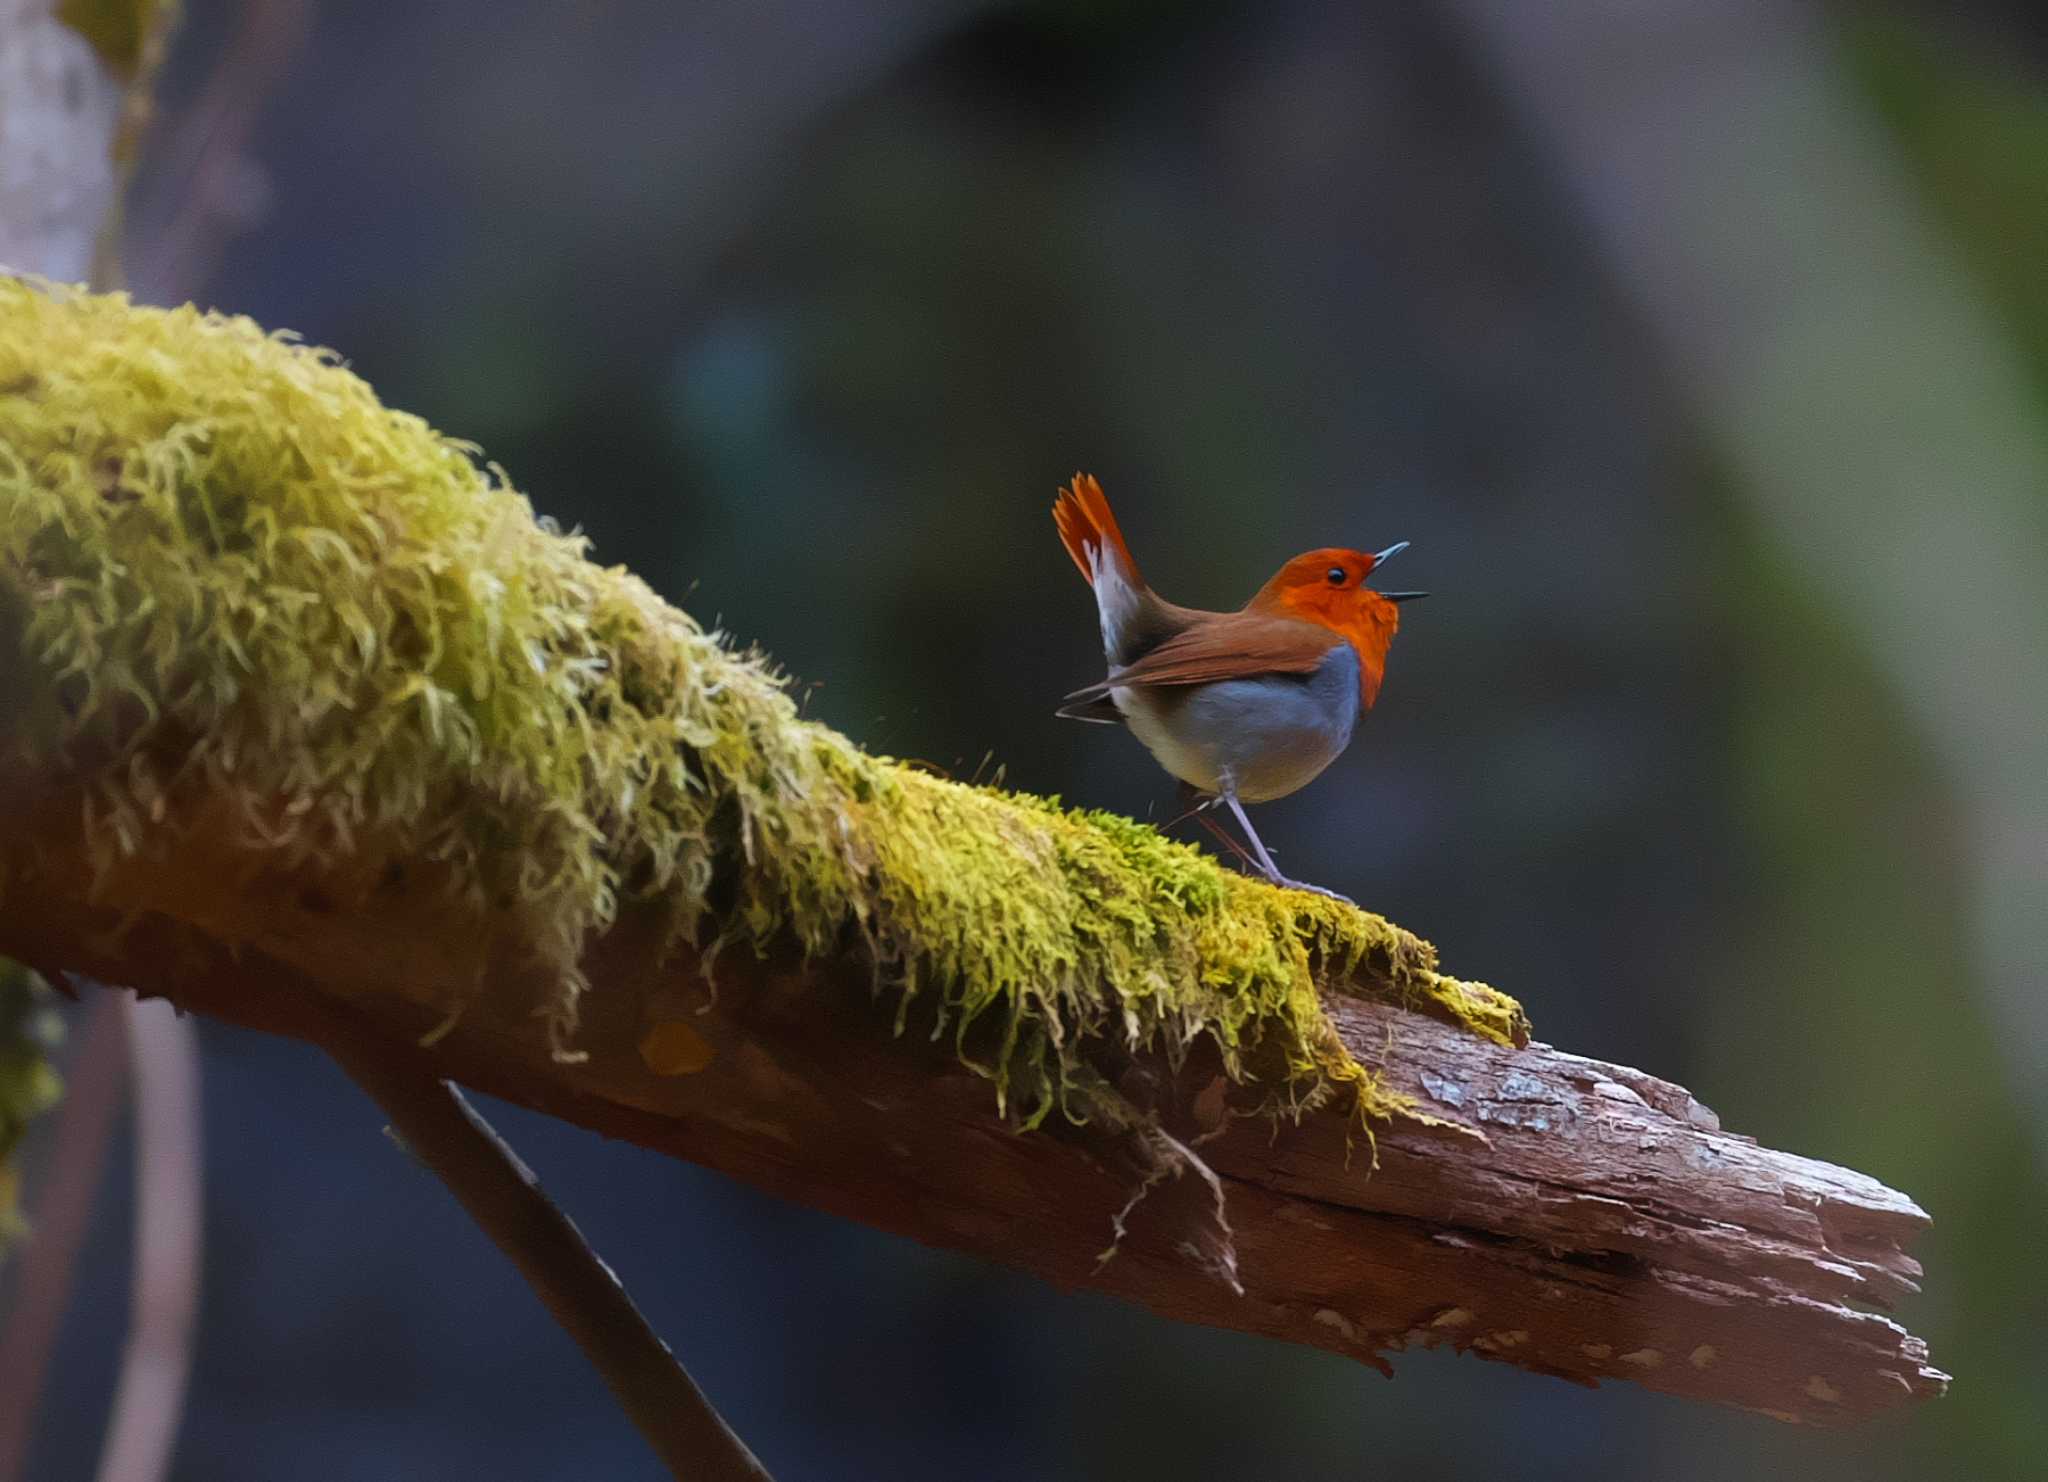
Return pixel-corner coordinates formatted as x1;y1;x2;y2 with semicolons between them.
1261;871;1355;906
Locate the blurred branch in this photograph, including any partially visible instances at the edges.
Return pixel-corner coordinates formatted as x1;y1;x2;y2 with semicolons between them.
0;0;175;287
92;997;201;1482
325;1028;774;1482
0;0;125;278
128;0;312;304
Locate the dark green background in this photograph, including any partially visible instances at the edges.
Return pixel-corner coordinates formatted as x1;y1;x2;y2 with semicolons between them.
17;1;2047;1477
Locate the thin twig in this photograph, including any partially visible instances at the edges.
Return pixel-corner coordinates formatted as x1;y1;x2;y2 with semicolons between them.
322;1026;774;1482
94;998;203;1482
0;993;129;1482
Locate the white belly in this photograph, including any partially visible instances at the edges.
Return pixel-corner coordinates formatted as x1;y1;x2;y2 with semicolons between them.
1114;647;1360;803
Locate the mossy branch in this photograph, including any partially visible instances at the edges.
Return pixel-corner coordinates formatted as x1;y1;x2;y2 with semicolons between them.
0;280;1944;1425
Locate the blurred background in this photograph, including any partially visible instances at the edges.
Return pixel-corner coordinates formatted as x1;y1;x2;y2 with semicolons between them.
7;0;2048;1476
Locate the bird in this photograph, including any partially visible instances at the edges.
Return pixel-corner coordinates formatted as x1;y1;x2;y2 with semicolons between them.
1052;473;1424;901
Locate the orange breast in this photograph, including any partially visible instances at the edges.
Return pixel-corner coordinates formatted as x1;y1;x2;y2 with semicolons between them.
1263;589;1400;710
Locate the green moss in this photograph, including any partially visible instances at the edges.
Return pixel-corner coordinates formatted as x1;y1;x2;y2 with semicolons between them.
0;279;1525;1135
0;961;65;1253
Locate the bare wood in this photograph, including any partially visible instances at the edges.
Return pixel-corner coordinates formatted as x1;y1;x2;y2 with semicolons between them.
0;792;1946;1427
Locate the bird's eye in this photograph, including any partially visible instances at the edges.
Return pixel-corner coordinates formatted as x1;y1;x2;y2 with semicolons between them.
1326;566;1347;586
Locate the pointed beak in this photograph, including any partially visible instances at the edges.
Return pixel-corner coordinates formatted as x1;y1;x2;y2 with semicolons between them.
1369;541;1423;600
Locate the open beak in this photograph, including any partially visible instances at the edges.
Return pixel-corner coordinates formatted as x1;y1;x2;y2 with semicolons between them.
1370;541;1425;600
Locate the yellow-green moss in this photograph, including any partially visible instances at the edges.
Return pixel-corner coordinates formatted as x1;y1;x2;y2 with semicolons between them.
0;961;64;1253
0;279;1525;1134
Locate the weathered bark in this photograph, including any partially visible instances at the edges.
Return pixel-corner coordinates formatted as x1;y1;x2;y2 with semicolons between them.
0;783;1947;1427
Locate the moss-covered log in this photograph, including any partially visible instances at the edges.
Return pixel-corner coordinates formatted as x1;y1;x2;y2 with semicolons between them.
0;280;1946;1424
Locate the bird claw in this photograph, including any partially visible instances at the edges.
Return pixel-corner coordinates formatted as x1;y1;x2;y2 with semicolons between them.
1263;872;1355;906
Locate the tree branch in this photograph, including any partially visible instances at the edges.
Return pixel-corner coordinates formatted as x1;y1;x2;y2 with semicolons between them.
0;284;1947;1430
323;1023;773;1482
0;791;1947;1425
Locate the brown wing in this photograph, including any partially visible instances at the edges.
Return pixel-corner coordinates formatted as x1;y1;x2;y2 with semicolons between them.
1061;611;1343;705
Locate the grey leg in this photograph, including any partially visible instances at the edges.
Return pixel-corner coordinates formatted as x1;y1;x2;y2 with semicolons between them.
1220;788;1354;905
1219;789;1286;878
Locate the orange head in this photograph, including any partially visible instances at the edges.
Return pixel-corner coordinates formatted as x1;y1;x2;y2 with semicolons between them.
1248;543;1426;707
